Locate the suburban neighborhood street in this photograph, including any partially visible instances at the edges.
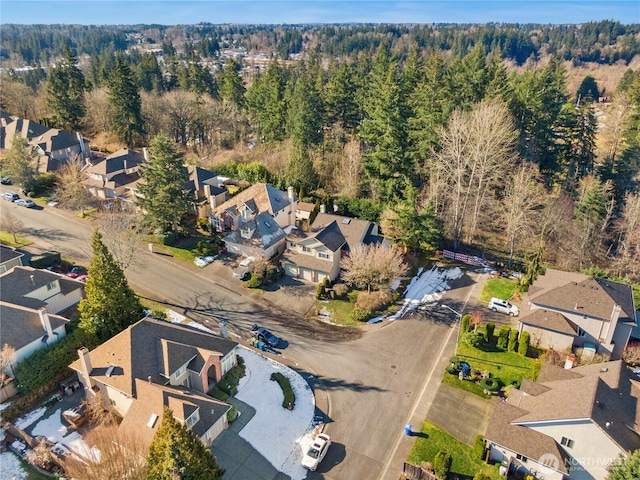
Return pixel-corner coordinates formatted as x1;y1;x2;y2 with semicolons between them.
1;188;483;480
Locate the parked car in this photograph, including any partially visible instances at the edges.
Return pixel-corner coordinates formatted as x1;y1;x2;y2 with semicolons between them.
15;198;36;208
488;297;519;316
0;175;12;185
233;256;256;279
2;191;19;201
250;324;280;348
301;433;331;471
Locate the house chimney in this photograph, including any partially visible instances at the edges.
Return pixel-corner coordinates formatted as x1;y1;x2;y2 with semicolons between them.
143;147;149;162
78;347;93;377
38;307;54;339
320;204;326;214
30;275;35;284
76;131;87;157
287;186;294;203
148;375;152;384
333;204;339;213
219;319;228;339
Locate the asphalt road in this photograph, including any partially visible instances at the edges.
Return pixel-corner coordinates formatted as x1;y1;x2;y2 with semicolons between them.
1;188;472;480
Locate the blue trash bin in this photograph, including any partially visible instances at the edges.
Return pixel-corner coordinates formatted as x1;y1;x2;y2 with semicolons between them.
258;341;265;351
404;424;412;436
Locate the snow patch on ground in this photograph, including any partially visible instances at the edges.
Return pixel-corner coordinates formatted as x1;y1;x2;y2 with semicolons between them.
14;407;46;430
30;408;99;461
387;266;464;321
0;428;28;480
0;401;11;412
235;347;316;480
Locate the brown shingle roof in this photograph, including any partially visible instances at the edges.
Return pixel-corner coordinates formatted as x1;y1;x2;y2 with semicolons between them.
213;183;293;217
69;317;237;398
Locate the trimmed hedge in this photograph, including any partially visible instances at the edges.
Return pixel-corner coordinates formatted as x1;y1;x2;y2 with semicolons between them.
508;329;519;352
270;372;296;409
29;251;61;269
485;323;495;343
497;325;511;349
480;376;500;392
433;451;452;479
518;331;530;356
473;435;485;460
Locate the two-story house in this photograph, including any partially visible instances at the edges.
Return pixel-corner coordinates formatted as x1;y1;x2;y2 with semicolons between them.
69;317;238;447
0;266;84;372
485;360;640;480
281;221;346;282
84;148;146;200
0;245;24;274
518;269;636;360
212;183;295;258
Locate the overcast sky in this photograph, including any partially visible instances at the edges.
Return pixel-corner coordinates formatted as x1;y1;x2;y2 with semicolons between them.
1;1;638;25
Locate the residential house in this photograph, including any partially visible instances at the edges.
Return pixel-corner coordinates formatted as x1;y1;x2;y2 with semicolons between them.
69;317;238;448
184;166;226;218
0;245;24;274
212;183;296;258
0;265;84;372
485;360;640;480
518;269;637;359
0;113;90;173
295;201;316;224
281;221;346;283
84;148;146;200
280;212;388;283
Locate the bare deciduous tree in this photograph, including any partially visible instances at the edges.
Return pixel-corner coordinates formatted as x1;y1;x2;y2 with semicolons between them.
614;191;640;281
0;210;25;244
499;162;544;265
96;206;148;270
83;87;111;136
61;424;147;480
0;78;37;119
0;343;16;383
56;155;93;214
341;243;407;292
336;137;363;198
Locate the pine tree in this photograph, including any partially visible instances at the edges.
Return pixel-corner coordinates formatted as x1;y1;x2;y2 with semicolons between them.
287;72;323;146
218;58;246;108
324;61;359;132
246;60;288;142
136;52;164;93
138;134;191;237
79;229;144;340
2;134;38;190
285;142;318;193
45;46;85;130
147;408;224;480
107;54;145;146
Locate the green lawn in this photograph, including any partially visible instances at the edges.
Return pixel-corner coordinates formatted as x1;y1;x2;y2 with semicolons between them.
0;231;32;248
315;290;363;326
478;278;519;303
442;372;492;399
409;420;500;479
456;342;541;385
154;235;214;262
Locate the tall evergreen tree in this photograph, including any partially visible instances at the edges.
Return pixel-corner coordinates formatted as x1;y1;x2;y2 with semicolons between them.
45;46;85;130
79;229;144;340
138;134;191;237
324;61;359;132
1;134;38;189
218;58;246;108
358;44;410;203
147;408;224;480
246;60;288;142
136;52;164;93
107;55;145;146
287;72;323;146
285;142;319;193
556;98;597;188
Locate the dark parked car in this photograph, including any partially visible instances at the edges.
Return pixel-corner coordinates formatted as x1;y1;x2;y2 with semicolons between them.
0;176;12;185
250;324;280;348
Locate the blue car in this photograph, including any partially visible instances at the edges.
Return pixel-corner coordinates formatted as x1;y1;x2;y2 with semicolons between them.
250;324;280;348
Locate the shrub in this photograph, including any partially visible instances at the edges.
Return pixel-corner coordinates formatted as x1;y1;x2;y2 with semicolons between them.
461;314;471;333
508;329;519;352
485;322;495;343
497;325;511;349
433;451;452;479
265;264;280;284
518;331;530;356
29;251;61;269
474;473;492;480
315;281;326;299
623;340;640;366
333;283;349;298
226;404;238;422
473;435;485;460
356;290;392;311
462;332;484;348
197;218;210;231
194;241;218;256
446;365;458;375
351;307;373;322
270;372;296;409
480;376;500;392
246;273;263;288
155;231;176;245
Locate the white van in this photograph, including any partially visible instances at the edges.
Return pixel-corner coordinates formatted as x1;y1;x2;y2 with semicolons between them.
488;297;519;316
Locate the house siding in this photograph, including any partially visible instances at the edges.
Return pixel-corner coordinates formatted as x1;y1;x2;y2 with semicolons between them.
524;420;625;480
487;443;566;480
13;324;67;366
521;325;574;351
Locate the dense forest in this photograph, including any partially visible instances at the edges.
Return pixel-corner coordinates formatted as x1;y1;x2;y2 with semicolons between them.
1;21;640;284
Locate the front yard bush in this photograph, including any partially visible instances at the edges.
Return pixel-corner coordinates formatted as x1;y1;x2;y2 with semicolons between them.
433;451;452;479
270;372;295;409
355;289;392;311
461;314;471;333
462;332;484;348
518;331;530;356
29;251;61;269
218;356;246;396
485;323;495;343
508;329;519;352
351;307;373;322
332;283;349;298
226;404;239;422
480;376;500;392
473;435;486;460
245;273;263;288
497;325;510;349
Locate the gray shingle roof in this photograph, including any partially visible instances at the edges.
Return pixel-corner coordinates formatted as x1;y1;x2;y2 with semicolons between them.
313;213;374;252
0;266;84;310
520;309;577;335
0;245;24;264
0;303;69;351
224;212;286;250
69;317;238;398
314;221;347;252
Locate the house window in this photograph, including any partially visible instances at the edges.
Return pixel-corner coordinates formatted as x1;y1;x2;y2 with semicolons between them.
186;409;200;428
577;327;586;337
516;454;528;462
46;282;55;291
561;437;574;448
302;246;311;253
318;252;330;260
174;365;186;377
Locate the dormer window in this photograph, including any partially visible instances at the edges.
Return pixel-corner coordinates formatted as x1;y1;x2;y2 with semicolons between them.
318;252;330;260
174;365;186;377
241;226;254;239
46;282;56;291
186;408;200;428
